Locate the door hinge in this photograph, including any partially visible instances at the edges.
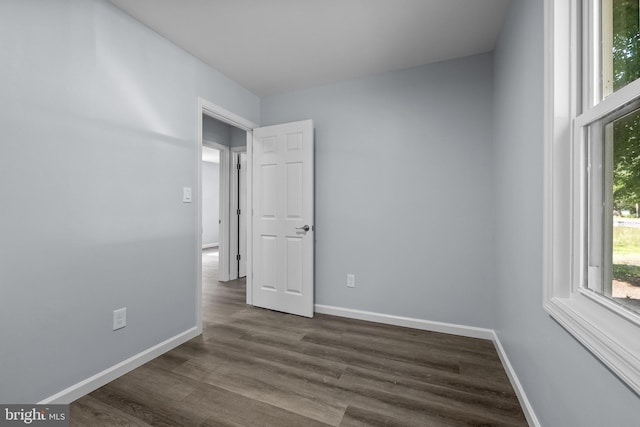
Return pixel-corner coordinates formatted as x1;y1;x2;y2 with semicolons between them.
236;162;241;170
236;254;241;261
237;209;241;215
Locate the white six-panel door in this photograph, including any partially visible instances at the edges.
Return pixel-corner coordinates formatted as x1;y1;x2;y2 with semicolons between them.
252;120;314;317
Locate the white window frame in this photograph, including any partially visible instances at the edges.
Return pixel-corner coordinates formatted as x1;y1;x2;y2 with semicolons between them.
544;0;640;395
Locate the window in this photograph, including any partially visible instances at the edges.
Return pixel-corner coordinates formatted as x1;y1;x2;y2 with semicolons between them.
582;0;640;312
602;0;640;97
591;1;640;314
585;104;640;314
544;0;640;395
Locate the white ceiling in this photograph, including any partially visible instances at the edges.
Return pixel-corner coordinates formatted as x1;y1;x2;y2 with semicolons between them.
109;0;511;97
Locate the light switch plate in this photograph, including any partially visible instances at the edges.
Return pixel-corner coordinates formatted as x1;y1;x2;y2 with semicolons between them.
183;187;192;203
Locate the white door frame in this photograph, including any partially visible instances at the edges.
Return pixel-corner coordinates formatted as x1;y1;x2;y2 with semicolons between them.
196;97;258;334
230;147;247;280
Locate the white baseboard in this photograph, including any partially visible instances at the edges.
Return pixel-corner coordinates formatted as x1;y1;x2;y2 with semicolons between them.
491;332;541;427
314;304;540;426
314;304;494;340
202;243;219;249
38;327;199;404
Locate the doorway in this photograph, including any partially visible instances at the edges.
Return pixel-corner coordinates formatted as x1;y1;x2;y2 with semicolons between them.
196;98;316;332
201;145;221;284
201;118;247;281
201;139;229;281
197;98;256;334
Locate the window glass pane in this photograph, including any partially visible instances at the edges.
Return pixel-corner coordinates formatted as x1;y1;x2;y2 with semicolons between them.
588;105;640;314
611;107;640;313
602;0;640;97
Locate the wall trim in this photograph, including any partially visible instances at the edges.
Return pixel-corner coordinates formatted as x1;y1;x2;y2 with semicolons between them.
314;304;494;339
314;304;540;426
38;327;199;404
491;332;542;427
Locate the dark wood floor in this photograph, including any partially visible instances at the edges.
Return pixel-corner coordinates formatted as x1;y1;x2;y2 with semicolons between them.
70;254;528;426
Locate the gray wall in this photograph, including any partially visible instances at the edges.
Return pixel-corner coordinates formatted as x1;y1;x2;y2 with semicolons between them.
202;161;220;246
492;1;640;425
203;115;231;146
261;54;496;328
230;126;247;148
203;116;246;148
0;0;258;403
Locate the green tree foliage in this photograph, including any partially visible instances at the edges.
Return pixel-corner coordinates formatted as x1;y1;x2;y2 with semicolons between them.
612;0;640;90
612;0;640;212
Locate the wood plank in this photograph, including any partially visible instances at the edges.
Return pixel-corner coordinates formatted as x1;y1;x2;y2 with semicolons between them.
339;405;456;427
301;330;461;374
108;364;196;402
188;384;333;427
70;395;152;427
89;384;208;426
193;341;347;381
173;359;347;425
298;337;516;398
337;367;527;426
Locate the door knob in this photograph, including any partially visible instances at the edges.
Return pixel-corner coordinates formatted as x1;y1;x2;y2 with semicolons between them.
296;225;310;232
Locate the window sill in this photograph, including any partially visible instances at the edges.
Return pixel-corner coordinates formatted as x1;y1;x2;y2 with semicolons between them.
544;294;640;394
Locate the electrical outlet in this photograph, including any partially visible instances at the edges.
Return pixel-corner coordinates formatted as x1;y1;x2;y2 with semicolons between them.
347;274;355;288
113;308;127;331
